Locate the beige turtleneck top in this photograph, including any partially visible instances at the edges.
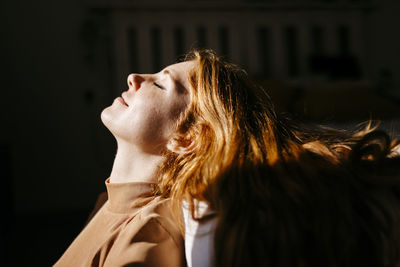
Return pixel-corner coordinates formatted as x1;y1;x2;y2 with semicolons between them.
54;179;185;267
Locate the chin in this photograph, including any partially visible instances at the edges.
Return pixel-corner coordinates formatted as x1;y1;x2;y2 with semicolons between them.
100;106;116;133
100;107;129;142
100;107;110;125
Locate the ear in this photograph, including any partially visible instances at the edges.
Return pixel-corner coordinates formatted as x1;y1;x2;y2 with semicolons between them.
167;137;196;155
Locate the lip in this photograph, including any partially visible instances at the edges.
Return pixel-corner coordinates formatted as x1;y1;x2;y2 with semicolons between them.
121;92;130;106
117;96;129;107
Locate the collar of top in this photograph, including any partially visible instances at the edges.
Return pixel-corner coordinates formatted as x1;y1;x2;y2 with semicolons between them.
105;178;157;214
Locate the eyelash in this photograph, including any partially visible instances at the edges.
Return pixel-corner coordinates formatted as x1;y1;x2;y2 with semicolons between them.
153;82;165;90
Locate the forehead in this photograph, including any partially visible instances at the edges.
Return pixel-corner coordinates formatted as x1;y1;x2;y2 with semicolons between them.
164;61;196;88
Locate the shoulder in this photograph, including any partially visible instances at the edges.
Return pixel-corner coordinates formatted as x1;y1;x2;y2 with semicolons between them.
86;191;108;224
134;196;184;248
105;196;186;267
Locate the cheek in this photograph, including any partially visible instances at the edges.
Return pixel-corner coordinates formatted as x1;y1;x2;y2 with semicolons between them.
133;99;187;140
128;103;171;139
102;91;190;148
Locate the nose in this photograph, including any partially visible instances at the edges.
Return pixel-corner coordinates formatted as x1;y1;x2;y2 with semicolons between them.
127;74;144;91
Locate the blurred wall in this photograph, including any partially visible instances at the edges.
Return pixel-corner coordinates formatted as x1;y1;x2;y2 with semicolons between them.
367;0;400;97
1;0;114;216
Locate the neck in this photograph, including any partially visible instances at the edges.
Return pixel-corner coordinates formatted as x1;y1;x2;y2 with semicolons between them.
109;140;164;183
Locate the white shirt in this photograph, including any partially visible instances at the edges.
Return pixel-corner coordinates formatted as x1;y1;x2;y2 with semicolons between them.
182;200;217;267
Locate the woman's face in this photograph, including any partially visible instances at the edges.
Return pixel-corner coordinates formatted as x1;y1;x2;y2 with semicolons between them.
101;61;195;154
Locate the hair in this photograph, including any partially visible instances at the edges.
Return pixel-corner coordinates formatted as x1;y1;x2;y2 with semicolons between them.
158;49;400;267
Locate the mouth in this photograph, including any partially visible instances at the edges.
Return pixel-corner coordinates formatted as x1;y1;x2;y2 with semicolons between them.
117;96;129;107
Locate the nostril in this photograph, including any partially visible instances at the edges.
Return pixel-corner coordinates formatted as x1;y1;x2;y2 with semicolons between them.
133;75;144;91
127;74;134;88
127;74;144;91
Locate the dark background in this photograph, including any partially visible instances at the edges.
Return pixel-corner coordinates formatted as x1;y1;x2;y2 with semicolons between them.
1;0;400;266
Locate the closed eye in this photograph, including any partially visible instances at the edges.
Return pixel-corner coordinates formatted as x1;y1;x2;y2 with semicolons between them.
153;82;166;90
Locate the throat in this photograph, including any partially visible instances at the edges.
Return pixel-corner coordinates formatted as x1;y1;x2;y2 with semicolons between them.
109;146;164;183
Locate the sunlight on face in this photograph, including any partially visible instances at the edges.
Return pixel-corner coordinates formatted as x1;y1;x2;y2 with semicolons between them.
101;61;195;154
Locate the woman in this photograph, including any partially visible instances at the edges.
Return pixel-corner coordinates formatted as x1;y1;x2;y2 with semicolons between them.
54;61;195;266
157;50;400;267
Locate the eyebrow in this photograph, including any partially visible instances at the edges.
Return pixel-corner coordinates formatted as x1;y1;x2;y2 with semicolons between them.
162;69;176;82
162;69;187;94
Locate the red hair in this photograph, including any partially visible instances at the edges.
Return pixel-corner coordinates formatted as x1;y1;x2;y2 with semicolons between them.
158;49;400;267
